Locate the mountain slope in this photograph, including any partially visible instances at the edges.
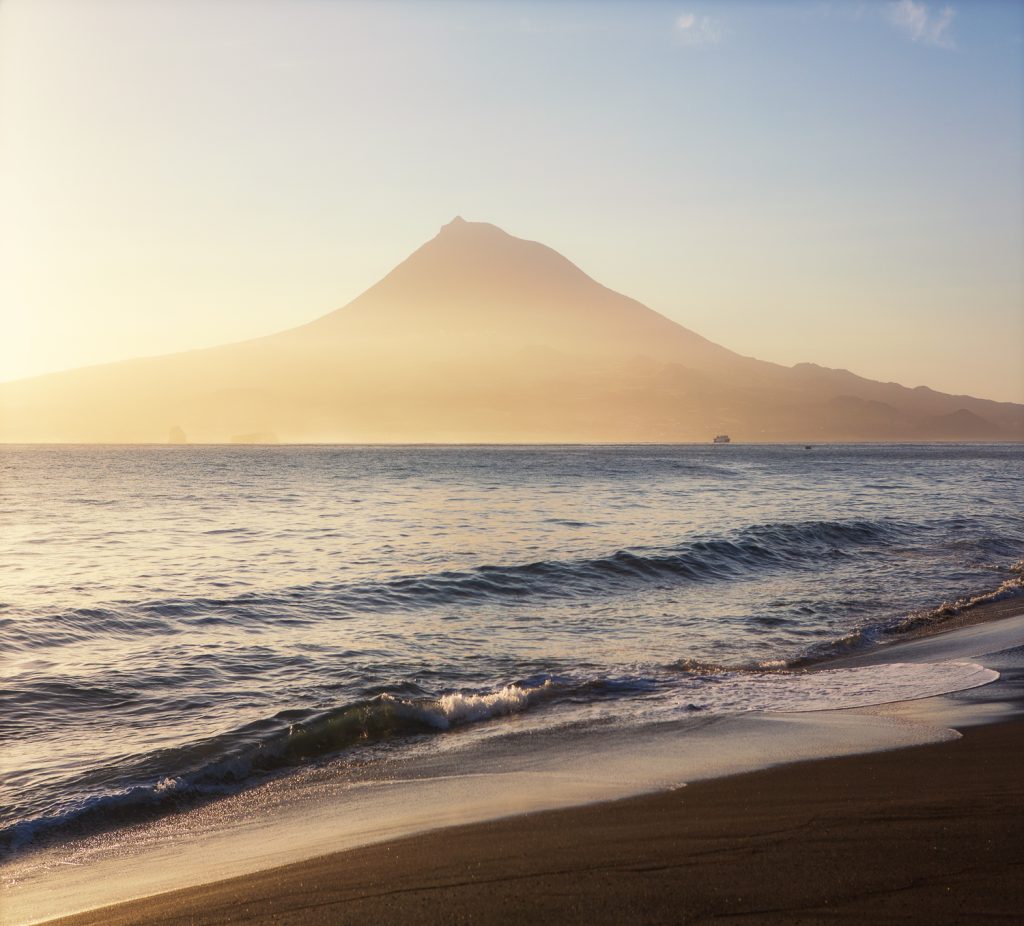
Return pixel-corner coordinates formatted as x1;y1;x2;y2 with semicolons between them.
1;218;1021;443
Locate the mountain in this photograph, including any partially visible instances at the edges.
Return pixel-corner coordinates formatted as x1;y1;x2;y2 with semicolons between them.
2;217;1022;443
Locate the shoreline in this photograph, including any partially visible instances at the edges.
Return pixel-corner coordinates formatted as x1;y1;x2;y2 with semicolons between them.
14;601;1022;926
42;717;1024;925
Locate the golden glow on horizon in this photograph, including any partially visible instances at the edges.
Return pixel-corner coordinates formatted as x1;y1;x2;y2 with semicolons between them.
1;0;1022;405
2;218;1022;443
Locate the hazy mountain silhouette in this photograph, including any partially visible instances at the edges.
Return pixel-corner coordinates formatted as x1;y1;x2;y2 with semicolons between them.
2;217;1021;442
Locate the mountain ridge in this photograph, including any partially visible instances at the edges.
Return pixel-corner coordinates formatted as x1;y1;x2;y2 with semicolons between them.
1;218;1021;443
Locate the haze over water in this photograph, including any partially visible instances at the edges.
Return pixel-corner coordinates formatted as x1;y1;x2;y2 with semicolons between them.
2;443;1022;854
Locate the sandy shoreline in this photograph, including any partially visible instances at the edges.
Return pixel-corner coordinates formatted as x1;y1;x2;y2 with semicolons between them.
45;717;1024;925
13;600;1023;925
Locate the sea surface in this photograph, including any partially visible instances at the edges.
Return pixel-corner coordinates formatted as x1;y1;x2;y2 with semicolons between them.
2;443;1022;858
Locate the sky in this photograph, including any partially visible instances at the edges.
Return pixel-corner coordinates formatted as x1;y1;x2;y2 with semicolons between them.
2;0;1022;402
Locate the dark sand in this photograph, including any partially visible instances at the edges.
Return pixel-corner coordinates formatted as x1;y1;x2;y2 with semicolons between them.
49;718;1024;925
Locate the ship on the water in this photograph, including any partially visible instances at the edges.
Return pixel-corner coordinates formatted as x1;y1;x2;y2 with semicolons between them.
713;434;731;444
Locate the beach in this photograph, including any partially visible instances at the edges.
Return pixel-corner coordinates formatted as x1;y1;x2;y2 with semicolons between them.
23;600;1024;925
2;445;1022;925
4;0;1023;919
45;716;1024;925
5;0;1023;915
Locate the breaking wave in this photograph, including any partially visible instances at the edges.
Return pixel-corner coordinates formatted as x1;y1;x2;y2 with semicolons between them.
1;652;998;857
0;677;573;854
891;560;1024;634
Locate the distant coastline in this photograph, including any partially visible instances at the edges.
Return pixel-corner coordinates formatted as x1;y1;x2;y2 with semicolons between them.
2;221;1021;444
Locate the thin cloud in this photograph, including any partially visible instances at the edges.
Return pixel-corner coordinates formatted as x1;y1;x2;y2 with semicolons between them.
888;0;956;49
675;12;724;46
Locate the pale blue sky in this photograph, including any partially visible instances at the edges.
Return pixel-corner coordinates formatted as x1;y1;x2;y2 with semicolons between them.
2;0;1022;400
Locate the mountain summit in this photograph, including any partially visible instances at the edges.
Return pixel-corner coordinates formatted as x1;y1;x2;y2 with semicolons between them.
2;219;1021;442
291;217;733;370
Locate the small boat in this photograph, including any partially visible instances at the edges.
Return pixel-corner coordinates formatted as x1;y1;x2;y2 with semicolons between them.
804;445;812;450
713;434;731;444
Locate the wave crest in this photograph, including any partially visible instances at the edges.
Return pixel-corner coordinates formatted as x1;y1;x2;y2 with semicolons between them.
892;560;1024;634
15;518;916;649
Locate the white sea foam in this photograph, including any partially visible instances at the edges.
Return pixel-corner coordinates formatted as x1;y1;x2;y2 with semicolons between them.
385;661;997;737
383;680;555;730
668;661;997;714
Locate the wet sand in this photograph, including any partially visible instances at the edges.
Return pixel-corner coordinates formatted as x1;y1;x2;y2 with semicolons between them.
46;717;1024;925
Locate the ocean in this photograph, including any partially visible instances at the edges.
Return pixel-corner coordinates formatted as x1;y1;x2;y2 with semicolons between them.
2;443;1022;862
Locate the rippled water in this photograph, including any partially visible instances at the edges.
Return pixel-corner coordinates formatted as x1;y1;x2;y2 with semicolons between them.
1;443;1022;852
